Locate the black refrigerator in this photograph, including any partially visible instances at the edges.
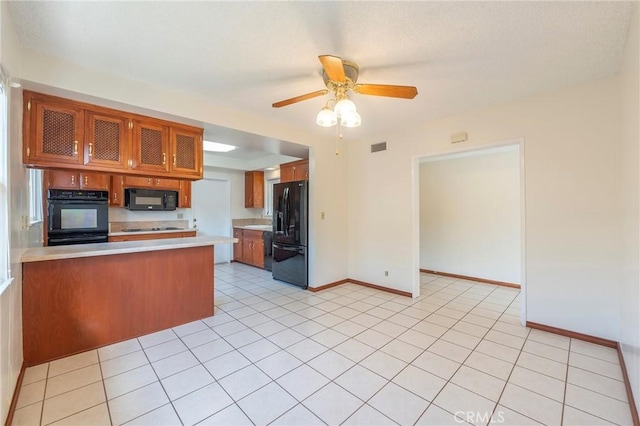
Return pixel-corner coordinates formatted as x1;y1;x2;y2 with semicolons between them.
272;180;308;289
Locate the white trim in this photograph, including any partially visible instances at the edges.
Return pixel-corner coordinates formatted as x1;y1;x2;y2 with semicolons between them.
0;277;14;296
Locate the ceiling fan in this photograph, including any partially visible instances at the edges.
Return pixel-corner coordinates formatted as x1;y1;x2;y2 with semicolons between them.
272;55;418;128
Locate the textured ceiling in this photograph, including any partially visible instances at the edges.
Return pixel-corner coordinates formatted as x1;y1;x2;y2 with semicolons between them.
7;1;634;141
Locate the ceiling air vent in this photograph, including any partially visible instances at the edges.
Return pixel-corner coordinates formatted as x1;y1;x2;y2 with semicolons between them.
371;142;387;153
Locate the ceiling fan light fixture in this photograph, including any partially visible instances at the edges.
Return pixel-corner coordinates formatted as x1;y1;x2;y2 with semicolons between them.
341;110;361;128
334;98;356;117
316;106;337;127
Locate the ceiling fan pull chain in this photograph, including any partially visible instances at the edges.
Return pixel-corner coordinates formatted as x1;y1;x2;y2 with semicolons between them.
335;121;343;156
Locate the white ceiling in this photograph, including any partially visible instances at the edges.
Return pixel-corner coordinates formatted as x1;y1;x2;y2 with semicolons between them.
7;1;634;152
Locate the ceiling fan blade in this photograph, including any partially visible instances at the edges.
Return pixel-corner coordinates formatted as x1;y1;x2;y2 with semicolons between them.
354;84;418;99
272;89;328;108
319;55;346;82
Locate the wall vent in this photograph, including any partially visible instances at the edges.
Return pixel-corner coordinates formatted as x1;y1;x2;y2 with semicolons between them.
371;142;387;153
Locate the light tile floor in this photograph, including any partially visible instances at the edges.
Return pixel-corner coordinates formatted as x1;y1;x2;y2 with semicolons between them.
12;263;633;425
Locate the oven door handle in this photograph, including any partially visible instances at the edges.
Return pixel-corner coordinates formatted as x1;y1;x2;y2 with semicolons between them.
48;235;108;245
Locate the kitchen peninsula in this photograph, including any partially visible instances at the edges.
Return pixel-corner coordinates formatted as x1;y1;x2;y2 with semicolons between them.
21;235;234;365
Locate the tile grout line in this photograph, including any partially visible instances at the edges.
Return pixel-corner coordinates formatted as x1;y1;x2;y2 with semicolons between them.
96;350;114;426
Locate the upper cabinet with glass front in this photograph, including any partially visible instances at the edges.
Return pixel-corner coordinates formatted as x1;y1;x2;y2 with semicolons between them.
23;91;203;180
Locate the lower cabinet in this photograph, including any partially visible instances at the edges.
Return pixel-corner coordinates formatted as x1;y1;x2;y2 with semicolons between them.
233;228;243;262
108;231;196;242
233;228;265;268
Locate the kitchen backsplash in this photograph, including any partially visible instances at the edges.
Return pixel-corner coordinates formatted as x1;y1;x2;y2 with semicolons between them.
109;207;192;222
232;218;272;227
110;220;190;233
109;207;193;231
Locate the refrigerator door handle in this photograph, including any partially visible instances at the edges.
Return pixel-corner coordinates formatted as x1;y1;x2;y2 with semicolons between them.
283;187;290;236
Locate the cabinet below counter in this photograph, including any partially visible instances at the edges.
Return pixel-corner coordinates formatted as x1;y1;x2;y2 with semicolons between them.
21;236;235;365
233;227;272;270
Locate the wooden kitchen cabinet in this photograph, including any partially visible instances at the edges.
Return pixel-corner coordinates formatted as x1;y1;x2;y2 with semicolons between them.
170;126;202;178
23;91;204;180
233;228;264;268
84;111;129;170
153;178;181;190
24;92;84;167
233;228;243;262
110;175;124;206
179;180;192;208
279;159;309;183
45;170;109;191
245;171;264;208
131;120;170;174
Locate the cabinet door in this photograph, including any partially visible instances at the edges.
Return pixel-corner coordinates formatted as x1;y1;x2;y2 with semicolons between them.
110;175;124;206
123;175;154;188
170;126;202;178
245;171;264;208
84;112;129;170
294;161;309;181
28;97;84;166
153;178;181;190
279;164;295;183
79;173;109;190
233;229;244;262
179;181;191;208
251;235;265;268
46;170;79;189
131;120;169;174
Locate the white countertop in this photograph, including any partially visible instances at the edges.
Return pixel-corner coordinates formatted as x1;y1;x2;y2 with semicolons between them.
22;235;237;263
234;225;272;231
108;228;197;237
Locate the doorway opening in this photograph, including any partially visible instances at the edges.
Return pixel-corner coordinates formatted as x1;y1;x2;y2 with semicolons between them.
412;139;526;324
192;178;232;264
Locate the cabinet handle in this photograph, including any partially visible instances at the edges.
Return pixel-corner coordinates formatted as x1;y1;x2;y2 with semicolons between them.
173;154;177;166
114;192;118;201
162;153;166;165
147;178;151;184
84;175;88;185
156;179;160;185
128;159;132;168
89;143;93;157
71;175;75;185
73;141;78;155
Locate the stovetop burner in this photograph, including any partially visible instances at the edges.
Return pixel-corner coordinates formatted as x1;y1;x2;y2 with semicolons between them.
121;227;184;232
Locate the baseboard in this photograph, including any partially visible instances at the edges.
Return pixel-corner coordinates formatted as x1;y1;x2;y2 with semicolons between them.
347;279;413;297
526;321;638;424
308;279;349;292
420;269;521;289
5;362;26;426
525;321;617;348
617;342;640;426
309;278;412;298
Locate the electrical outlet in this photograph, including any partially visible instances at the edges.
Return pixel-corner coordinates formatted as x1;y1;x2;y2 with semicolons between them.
321;212;325;220
177;213;184;219
384;271;389;277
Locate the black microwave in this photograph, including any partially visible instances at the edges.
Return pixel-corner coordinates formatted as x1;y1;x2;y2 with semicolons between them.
125;188;178;211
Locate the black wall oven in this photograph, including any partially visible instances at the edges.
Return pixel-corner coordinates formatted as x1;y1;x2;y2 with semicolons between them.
47;189;109;246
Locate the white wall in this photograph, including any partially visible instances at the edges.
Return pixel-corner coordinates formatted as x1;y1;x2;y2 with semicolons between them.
204;167;263;220
349;77;623;340
0;1;25;422
420;147;521;284
618;3;639;410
